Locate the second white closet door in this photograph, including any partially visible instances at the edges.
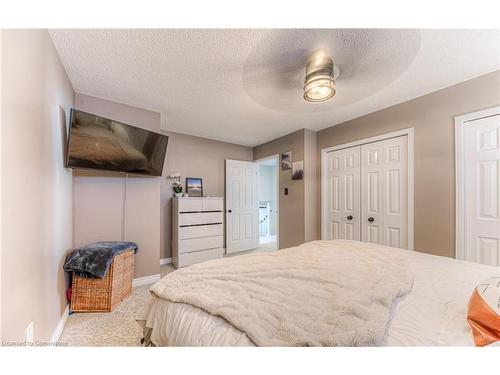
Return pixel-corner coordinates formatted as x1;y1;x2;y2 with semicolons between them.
360;136;408;248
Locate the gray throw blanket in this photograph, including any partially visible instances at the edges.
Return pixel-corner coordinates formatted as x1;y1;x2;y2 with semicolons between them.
63;241;138;278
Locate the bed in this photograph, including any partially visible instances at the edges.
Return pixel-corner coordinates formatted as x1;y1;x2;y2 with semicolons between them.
137;240;499;346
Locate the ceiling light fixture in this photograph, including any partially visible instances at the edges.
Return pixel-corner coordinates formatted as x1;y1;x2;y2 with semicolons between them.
303;55;335;103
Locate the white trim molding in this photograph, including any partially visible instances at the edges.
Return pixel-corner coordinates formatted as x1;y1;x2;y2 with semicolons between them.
51;271;162;343
0;29;3;342
160;257;171;266
320;128;415;250
254;154;280;249
51;304;70;344
132;274;161;287
454;106;500;260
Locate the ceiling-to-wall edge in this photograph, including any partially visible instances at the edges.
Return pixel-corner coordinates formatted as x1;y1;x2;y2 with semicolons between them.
70;69;500;148
72;71;500;150
249;71;500;254
74;71;500;259
314;70;500;258
313;69;500;134
50;29;499;147
74;92;256;149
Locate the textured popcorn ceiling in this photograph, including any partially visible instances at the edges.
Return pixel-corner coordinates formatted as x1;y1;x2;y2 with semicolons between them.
49;29;499;146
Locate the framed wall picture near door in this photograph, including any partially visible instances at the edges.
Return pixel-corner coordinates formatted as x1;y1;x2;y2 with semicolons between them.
281;151;291;170
292;160;304;180
186;177;203;197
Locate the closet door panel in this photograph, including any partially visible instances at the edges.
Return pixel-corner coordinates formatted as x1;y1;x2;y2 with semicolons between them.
383;137;408;249
361;136;408;248
361;144;384;244
324;146;361;240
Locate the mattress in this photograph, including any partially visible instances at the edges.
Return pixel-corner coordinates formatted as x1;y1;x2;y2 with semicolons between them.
139;243;499;346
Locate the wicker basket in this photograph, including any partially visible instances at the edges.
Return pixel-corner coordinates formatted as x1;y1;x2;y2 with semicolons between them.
71;249;135;313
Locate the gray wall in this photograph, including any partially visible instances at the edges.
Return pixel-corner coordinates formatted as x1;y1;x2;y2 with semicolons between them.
304;129;317;242
161;132;253;259
72;94;254;262
254;129;306;249
73;94;161;279
1;30;74;342
315;70;500;258
1;32;496;345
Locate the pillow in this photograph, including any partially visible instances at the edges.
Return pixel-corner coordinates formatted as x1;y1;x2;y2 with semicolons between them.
467;277;500;346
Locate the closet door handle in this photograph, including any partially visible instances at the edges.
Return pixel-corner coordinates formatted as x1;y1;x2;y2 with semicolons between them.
227;209;232;213
346;215;353;220
368;217;375;222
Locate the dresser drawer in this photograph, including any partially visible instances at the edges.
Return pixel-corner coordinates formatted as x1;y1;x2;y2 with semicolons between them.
177;198;203;212
179;235;223;254
178;224;223;239
179;212;223;226
177;248;224;267
202;199;223;211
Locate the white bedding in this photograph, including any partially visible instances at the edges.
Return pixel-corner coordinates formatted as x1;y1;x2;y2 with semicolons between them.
138;240;500;346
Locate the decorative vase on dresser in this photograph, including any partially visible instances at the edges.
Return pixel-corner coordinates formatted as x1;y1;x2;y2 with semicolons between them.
171;197;224;268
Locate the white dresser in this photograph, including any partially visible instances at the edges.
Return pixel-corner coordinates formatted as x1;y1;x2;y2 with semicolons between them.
172;197;225;268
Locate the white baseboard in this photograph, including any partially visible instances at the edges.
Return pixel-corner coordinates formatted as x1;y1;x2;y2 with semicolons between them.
51;304;70;344
132;273;161;287
51;274;159;342
160;257;171;266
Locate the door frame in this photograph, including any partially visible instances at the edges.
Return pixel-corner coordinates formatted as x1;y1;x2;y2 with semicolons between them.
254;154;280;249
454;106;500;260
320;128;415;250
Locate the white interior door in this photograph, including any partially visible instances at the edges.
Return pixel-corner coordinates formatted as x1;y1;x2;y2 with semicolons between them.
323;146;361;240
463;115;500;266
225;159;259;253
361;136;408;248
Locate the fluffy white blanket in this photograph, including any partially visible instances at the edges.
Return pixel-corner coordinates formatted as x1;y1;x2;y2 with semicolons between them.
150;240;414;346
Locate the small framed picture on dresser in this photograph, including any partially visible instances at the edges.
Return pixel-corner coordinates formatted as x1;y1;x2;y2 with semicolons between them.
186;177;203;197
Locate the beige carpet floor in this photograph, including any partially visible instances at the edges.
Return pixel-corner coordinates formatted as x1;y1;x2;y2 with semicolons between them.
60;247;277;346
59;265;175;347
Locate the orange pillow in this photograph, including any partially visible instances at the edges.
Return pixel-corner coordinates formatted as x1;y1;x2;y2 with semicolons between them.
467;277;500;346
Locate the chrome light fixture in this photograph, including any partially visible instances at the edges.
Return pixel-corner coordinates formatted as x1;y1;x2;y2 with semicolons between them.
303;55;335;103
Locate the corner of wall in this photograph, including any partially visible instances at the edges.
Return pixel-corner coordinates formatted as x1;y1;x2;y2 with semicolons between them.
304;129;318;242
253;128;319;248
0;28;3;342
72;95;163;279
1;30;76;342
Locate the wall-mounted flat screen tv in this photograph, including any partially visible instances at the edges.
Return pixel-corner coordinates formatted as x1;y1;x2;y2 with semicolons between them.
66;109;168;176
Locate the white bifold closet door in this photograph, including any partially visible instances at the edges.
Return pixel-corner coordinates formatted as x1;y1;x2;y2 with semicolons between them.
324;135;408;249
324;146;361;240
360;137;408;248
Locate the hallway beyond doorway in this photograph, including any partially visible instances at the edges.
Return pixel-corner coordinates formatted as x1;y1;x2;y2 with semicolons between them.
256;155;279;251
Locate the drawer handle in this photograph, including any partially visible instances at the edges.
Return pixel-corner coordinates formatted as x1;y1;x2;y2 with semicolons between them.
368;217;375;222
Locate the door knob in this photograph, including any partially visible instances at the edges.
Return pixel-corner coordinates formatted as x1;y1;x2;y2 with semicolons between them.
347;215;353;220
227;209;232;213
368;217;375;222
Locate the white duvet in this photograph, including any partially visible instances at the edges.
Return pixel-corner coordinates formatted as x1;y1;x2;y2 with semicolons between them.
138;240;500;346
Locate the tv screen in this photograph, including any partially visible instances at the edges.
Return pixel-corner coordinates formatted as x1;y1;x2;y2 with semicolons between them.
66;109;168;176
